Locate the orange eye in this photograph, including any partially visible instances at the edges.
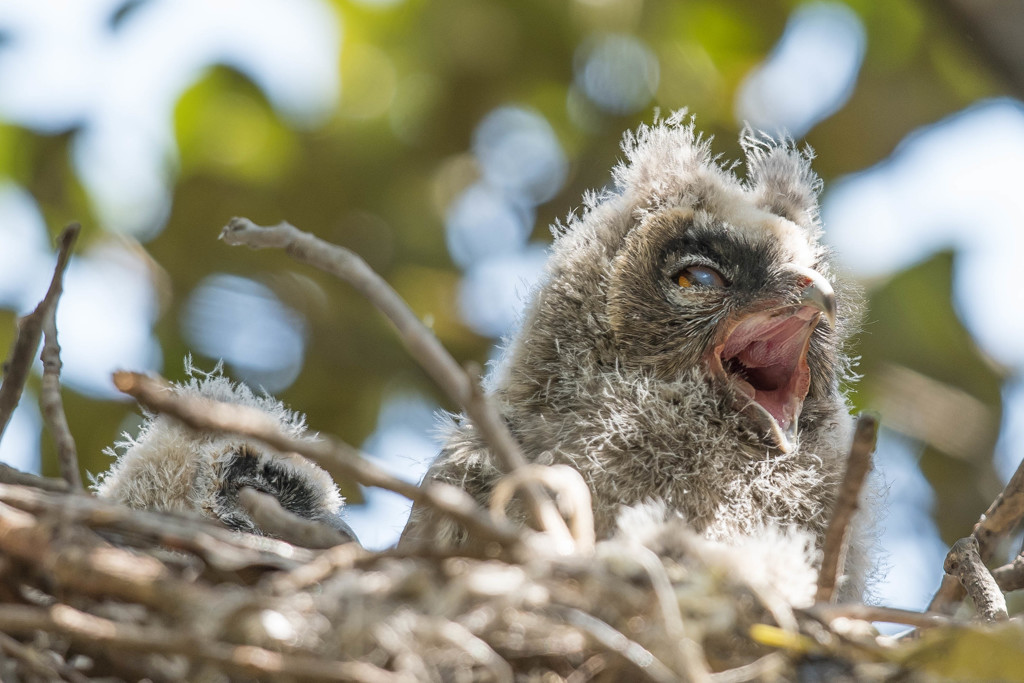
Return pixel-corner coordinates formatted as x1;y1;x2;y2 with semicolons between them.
676;265;726;288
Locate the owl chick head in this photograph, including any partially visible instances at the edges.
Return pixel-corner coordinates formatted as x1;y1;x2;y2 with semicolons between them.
526;111;854;453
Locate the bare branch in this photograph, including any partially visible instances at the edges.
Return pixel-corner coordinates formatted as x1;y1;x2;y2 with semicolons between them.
113;371;526;553
238;486;354;549
0;630;90;683
806;604;956;630
552;606;684;683
0;603;410;683
38;252;82;492
220;217;573;548
0;223;80;443
0;462;68;492
0;483;313;573
816;414;877;603
991;552;1024;593
929;452;1024;613
943;536;1008;622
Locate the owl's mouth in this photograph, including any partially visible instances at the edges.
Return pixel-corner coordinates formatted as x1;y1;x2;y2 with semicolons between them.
710;306;822;452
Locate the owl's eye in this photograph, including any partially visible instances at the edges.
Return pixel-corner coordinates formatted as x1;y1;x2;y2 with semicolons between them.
676;265;726;288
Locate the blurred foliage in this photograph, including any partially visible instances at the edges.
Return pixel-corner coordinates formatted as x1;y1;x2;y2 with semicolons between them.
2;0;1014;536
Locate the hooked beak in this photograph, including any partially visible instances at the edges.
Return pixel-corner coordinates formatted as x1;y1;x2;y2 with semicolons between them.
783;264;836;329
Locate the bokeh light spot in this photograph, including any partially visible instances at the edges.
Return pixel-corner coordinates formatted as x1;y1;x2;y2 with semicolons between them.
182;274;307;392
458;244;548;338
445;182;533;270
736;2;864;137
575;34;659;115
472;106;568;206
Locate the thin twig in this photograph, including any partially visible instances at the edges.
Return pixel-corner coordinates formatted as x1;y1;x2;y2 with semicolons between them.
805;604;956;630
220;217;573;548
553;606;680;683
0;483;313;573
708;653;786;683
816;414;877;603
238;486;354;549
991;552;1024;593
0;630;90;683
943;536;1008;622
113;371;525;553
0;224;80;444
0;603;410;683
929;453;1024;613
38;240;82;492
0;462;68;492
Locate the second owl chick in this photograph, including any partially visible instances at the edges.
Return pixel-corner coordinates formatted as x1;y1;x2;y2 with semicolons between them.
94;362;355;544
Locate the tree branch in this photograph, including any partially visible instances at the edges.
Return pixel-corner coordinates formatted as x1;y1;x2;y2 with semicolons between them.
238;486;355;549
943;536;1007;622
0;224;80;443
0;603;409;683
929;452;1024;613
38;240;82;492
816;414;877;603
220;217;574;549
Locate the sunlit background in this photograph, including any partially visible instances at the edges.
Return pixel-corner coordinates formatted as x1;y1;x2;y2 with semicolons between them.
0;0;1021;619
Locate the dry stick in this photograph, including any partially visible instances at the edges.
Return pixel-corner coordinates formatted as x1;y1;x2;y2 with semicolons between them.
805;604;956;630
238;486;353;549
991;552;1024;592
929;452;1024;613
0;483;313;573
113;371;525;551
553;606;679;683
0;498;209;610
39;256;82;492
0;462;68;492
816;414;878;603
0;603;410;683
0;630;90;683
0;223;80;443
220;217;573;548
943;536;1008;622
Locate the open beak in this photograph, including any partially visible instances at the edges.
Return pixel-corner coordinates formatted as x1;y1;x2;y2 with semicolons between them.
708;265;836;453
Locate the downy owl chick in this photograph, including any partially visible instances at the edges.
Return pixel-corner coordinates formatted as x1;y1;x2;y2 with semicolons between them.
94;362;355;543
404;112;868;597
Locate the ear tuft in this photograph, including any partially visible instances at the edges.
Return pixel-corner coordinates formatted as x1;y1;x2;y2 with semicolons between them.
741;126;823;229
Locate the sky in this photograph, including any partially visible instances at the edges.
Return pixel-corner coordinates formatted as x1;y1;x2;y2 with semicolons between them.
0;0;1020;618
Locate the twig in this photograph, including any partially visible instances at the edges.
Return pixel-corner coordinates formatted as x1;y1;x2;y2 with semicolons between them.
38;246;82;492
991;552;1024;592
0;498;207;610
0;483;313;573
709;653;786;683
238;486;354;549
553;606;680;683
0;603;410;683
113;371;526;552
943;536;1008;622
0;223;80;443
0;462;68;492
805;604;956;630
220;217;573;548
816;414;877;603
929;453;1024;613
0;630;90;683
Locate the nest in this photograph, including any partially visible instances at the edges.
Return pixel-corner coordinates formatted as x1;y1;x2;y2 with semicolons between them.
1;221;1023;682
